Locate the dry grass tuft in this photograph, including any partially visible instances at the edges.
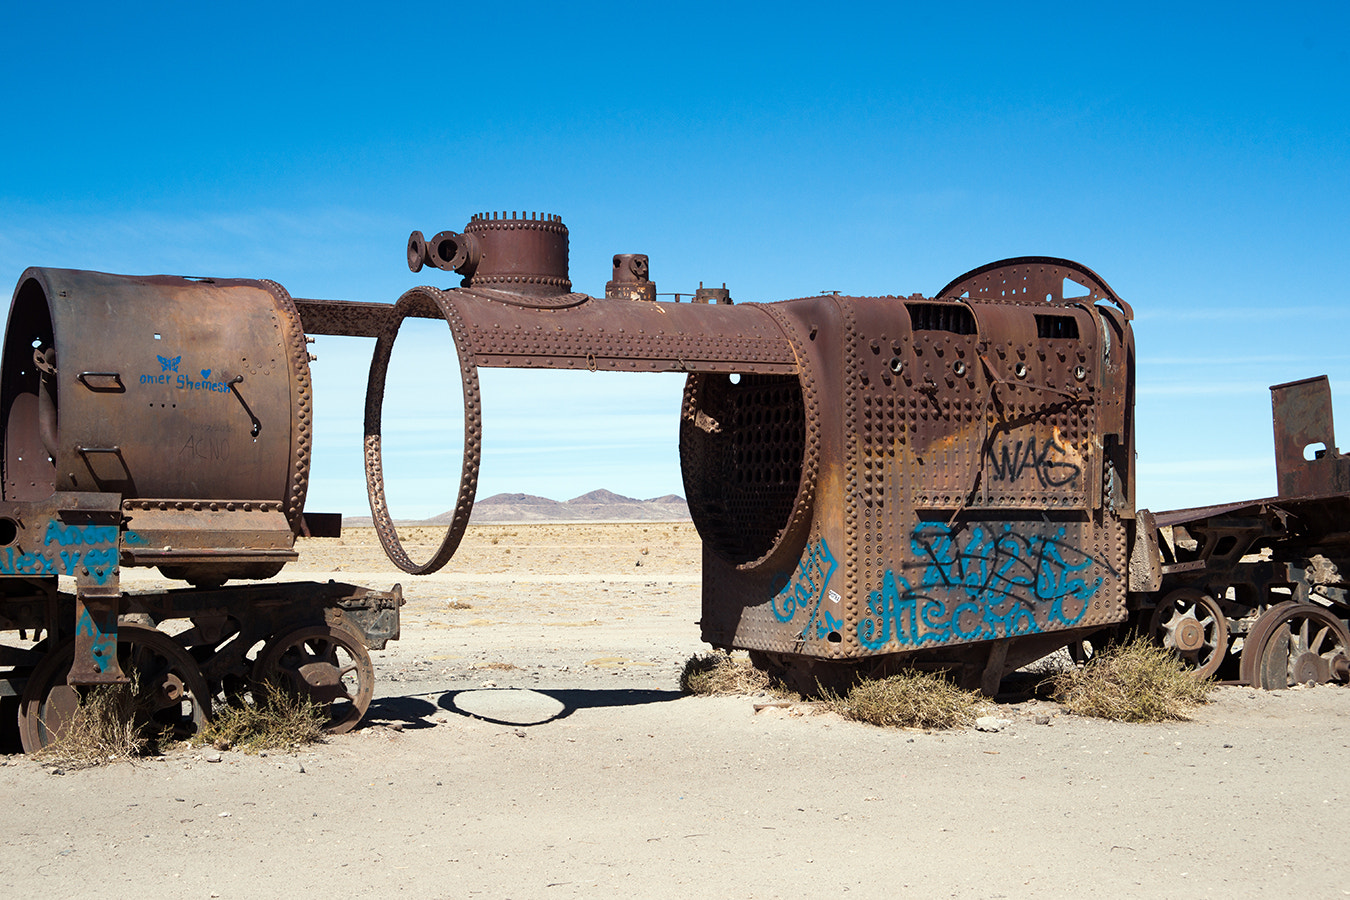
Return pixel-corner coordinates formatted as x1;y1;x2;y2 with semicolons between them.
33;682;151;768
1049;639;1213;722
680;652;778;696
826;670;983;729
194;683;326;753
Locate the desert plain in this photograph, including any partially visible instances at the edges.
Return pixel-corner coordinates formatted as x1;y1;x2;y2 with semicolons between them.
2;521;1349;899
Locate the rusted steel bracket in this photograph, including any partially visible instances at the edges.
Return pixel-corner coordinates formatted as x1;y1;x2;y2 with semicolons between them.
70;592;125;685
1272;375;1349;498
43;494;127;684
1128;509;1163;593
70;501;126;684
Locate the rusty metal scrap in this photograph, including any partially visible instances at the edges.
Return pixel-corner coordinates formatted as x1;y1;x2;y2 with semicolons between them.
5;206;1350;756
290;212;1147;693
1145;376;1350;687
1271;375;1349;499
317;210;1346;694
0;266;402;751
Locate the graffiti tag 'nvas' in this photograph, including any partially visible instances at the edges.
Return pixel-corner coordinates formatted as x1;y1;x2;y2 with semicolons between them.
987;433;1082;487
858;523;1104;650
770;538;844;641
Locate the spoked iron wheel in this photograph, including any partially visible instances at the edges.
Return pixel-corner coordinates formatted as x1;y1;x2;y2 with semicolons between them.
182;623;267;715
1150;588;1230;679
17;624;211;754
1240;601;1350;689
254;625;374;733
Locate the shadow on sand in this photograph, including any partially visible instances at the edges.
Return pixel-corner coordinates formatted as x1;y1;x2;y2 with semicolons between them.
363;687;682;729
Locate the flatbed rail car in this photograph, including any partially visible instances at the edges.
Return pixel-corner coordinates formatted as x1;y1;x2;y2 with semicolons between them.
1136;375;1350;686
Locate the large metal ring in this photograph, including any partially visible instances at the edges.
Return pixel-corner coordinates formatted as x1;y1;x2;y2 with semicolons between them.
363;286;481;574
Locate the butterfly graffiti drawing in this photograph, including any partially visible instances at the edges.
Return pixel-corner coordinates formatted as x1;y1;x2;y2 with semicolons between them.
158;355;181;373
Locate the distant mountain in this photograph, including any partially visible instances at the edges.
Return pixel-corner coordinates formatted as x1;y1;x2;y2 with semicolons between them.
343;490;690;526
472;490;690;523
568;489;633;505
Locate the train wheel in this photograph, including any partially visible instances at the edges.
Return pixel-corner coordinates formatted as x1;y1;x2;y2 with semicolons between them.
17;624;211;754
254;626;374;734
1150;588;1229;678
1240;601;1350;689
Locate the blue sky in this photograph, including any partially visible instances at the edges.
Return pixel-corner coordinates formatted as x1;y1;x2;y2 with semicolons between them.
2;3;1347;517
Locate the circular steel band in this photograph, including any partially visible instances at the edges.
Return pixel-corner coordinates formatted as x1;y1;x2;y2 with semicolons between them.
363;286;482;574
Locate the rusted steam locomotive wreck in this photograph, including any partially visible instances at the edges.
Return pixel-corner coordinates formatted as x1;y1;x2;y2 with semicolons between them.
1;211;1346;751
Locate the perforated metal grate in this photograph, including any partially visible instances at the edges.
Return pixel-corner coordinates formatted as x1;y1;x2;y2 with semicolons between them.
681;373;806;565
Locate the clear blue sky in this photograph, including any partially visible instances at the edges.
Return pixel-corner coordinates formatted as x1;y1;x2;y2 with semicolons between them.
3;3;1347;517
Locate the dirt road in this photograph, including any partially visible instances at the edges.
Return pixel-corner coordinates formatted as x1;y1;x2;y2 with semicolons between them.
3;524;1349;898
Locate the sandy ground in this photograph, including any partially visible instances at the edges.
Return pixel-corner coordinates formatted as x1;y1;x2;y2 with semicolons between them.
3;523;1350;899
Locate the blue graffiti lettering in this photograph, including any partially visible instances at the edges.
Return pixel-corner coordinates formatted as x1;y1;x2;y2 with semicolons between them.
174;372;230;393
83;548;119;585
857;523;1106;650
75;608;116;673
769;538;840;641
911;523;1100;612
142;354;230;397
44;521;119;547
0;520;124;583
17;551;57;576
0;550;49;576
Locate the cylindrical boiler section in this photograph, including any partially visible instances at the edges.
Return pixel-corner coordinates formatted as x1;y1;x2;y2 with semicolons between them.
2;268;313;584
